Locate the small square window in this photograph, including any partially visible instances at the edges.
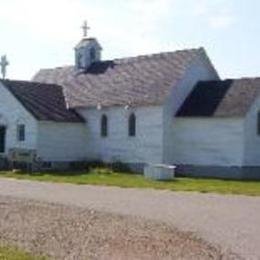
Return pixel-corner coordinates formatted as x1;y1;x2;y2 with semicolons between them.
17;124;25;141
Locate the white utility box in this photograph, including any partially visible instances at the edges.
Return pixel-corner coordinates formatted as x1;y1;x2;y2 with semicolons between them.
144;164;176;181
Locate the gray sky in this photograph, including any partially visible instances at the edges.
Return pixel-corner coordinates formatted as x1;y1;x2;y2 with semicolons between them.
0;0;259;80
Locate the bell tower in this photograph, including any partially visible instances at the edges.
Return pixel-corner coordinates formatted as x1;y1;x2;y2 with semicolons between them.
75;21;102;71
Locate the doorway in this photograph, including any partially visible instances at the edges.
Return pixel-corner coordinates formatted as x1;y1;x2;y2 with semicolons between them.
0;126;6;153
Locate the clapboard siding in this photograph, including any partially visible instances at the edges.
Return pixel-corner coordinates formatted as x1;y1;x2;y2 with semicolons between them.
77;106;163;164
171;118;244;166
244;97;260;165
0;82;38;154
163;55;219;163
37;122;87;161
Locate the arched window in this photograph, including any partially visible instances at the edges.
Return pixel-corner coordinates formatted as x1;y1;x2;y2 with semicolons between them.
90;47;96;61
17;124;25;141
101;114;108;137
128;113;136;137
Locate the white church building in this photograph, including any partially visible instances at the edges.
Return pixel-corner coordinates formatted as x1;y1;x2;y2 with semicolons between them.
0;31;260;179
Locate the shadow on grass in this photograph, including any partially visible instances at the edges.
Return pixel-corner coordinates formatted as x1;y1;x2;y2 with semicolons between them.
3;168;137;178
176;174;260;183
3;170;89;177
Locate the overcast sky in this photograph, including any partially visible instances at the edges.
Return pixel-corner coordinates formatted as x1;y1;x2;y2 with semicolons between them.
0;0;259;80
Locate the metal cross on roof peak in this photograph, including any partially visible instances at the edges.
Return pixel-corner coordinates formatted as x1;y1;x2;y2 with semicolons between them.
82;21;90;38
0;55;9;79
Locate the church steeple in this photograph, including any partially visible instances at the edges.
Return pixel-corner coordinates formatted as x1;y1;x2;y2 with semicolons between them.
75;21;102;71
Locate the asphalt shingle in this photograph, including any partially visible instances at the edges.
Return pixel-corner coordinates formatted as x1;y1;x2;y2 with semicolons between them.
33;48;207;108
1;80;84;122
177;78;260;117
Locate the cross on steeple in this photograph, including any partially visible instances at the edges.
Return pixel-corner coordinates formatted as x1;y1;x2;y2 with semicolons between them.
0;55;9;79
82;21;90;38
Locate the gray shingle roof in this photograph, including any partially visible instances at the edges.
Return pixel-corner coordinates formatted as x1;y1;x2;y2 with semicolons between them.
177;78;260;117
33;48;208;108
1;80;84;122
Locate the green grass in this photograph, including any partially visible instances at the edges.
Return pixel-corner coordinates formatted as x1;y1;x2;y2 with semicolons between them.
0;168;260;196
0;246;46;260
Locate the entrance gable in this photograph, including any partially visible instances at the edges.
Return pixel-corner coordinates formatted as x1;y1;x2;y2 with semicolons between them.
0;82;38;154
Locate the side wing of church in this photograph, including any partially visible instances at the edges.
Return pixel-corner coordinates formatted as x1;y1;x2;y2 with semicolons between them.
1;32;260;179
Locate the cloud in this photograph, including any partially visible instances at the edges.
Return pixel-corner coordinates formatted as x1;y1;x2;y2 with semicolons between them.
93;0;177;57
0;0;176;52
191;0;236;29
126;0;175;18
209;13;235;29
0;0;102;41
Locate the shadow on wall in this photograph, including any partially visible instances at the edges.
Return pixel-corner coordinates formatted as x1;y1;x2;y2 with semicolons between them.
176;165;260;181
1;160;138;176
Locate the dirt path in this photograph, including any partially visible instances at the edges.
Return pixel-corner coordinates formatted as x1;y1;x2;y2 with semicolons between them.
0;178;259;259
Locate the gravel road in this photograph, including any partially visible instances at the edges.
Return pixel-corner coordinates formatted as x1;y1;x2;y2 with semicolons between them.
0;196;236;260
0;178;259;259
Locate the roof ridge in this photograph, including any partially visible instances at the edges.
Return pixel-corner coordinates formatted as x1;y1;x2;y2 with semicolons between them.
1;79;65;89
198;79;232;83
225;77;260;81
38;65;73;72
199;77;260;84
41;47;203;71
112;47;203;64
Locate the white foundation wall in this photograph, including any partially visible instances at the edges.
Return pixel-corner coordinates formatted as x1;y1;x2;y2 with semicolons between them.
37;122;87;161
77;106;163;164
0;83;38;154
171;118;244;166
162;55;219;163
244;97;260;166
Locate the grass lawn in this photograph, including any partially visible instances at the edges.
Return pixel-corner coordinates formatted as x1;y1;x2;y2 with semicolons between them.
0;246;46;260
0;168;259;196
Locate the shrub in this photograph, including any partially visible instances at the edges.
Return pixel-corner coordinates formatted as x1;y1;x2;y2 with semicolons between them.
111;161;132;173
91;167;114;175
85;160;133;174
85;161;107;171
69;161;88;171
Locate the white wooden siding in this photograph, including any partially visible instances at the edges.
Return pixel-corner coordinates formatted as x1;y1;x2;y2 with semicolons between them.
77;106;163;164
171;118;244;166
37;122;87;161
0;82;38;154
244;97;260;165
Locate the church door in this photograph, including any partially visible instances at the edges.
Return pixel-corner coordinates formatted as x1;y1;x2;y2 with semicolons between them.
0;126;6;153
